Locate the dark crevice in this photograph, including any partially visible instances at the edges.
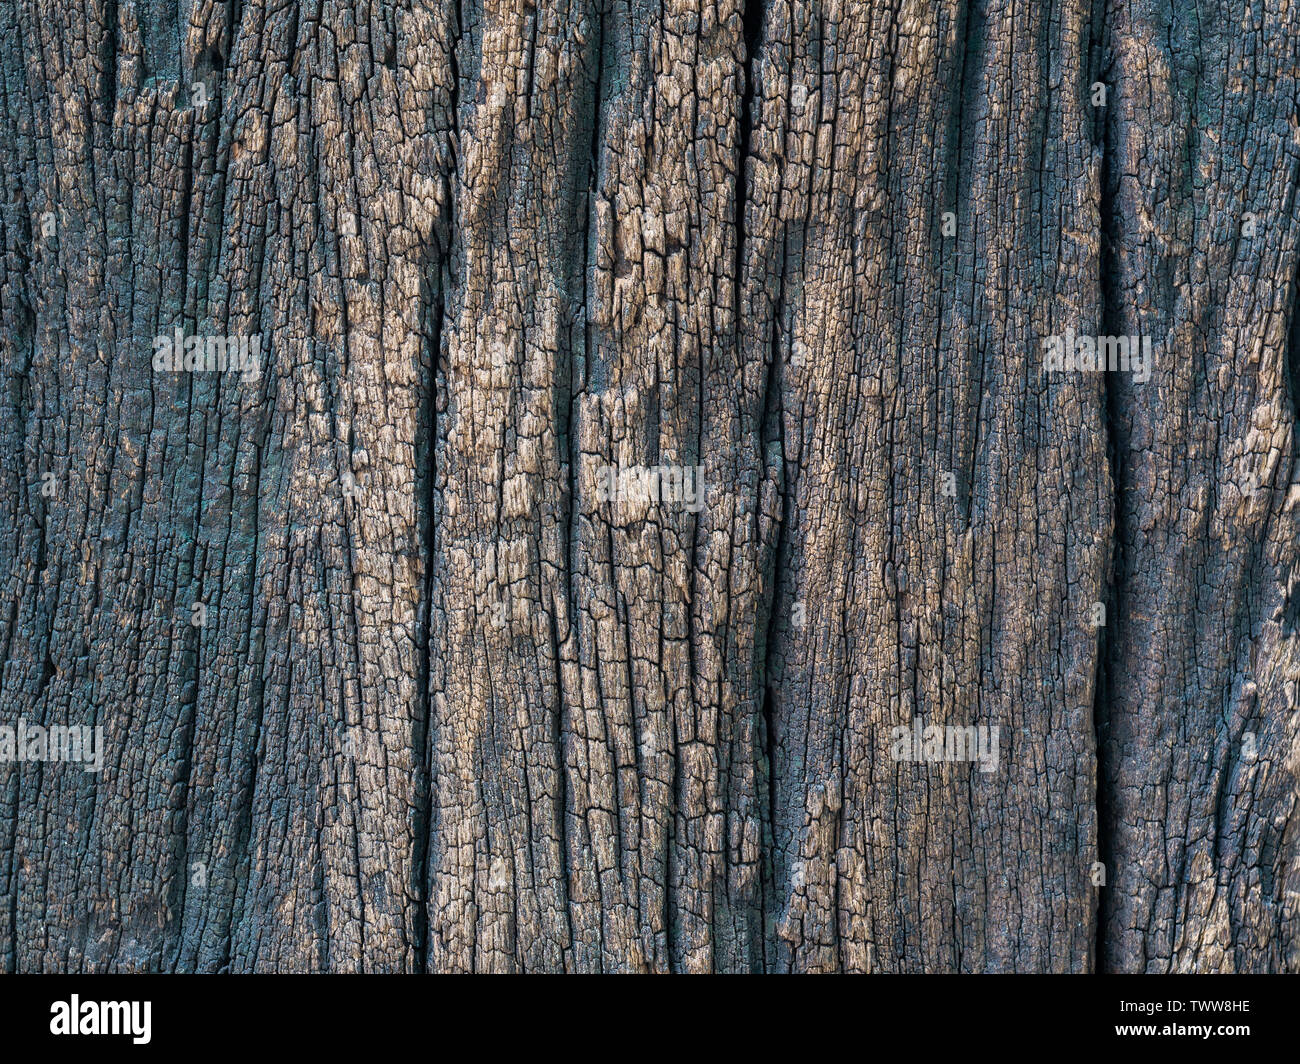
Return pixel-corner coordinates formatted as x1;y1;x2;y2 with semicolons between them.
166;648;199;971
1093;0;1121;975
230;0;246;49
414;233;448;974
945;0;981;211
735;0;768;974
735;0;762;339
415;0;464;973
947;0;985;515
1278;175;1300;645
561;0;609;970
1287;243;1300;429
101;0;120;121
756;397;788;970
413;266;440;974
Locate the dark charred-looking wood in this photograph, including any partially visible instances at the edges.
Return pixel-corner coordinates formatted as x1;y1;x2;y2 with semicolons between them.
0;0;1296;972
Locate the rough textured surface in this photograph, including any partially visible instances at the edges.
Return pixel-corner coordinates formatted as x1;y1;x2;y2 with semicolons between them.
0;0;1296;972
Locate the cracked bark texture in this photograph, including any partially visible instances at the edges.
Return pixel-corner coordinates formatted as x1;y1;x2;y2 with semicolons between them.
0;0;1297;973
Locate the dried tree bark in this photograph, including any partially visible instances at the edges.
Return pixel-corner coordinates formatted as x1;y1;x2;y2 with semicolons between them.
0;0;1296;973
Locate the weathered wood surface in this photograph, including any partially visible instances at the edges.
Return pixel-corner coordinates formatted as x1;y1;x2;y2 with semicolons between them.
0;0;1296;972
